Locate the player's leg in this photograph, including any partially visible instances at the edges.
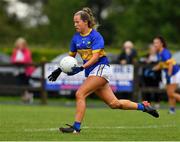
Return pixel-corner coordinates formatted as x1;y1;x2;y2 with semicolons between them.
174;92;180;101
95;83;138;109
95;82;159;117
166;83;179;113
60;76;107;133
167;71;180;113
173;72;180;102
167;83;180;101
74;76;107;122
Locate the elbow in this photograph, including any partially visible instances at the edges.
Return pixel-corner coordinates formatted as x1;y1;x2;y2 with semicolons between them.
91;53;100;64
93;57;100;64
95;57;99;62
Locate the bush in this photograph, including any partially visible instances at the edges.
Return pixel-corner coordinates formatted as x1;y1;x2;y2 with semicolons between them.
0;43;178;63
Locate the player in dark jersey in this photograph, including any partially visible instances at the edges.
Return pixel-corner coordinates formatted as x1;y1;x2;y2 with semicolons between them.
48;7;159;133
153;36;180;114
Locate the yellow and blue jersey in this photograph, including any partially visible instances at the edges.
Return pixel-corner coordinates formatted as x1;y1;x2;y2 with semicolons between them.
158;48;179;77
69;29;109;77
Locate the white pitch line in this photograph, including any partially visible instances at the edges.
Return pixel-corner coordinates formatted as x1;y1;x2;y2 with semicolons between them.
83;124;176;129
24;124;176;132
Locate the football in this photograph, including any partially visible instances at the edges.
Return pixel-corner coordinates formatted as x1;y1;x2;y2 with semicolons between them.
59;56;78;73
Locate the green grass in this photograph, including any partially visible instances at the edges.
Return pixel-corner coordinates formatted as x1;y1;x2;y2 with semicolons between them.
0;103;180;141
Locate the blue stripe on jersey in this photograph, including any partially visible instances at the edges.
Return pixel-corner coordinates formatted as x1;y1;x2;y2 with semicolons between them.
159;48;179;76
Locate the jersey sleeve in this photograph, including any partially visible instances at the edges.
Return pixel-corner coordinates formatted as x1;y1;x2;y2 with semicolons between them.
161;49;176;66
161;50;171;62
91;32;104;53
69;37;77;56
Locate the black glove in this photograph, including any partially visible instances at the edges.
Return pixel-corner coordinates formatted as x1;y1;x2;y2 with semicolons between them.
48;68;62;81
67;66;84;76
144;68;154;77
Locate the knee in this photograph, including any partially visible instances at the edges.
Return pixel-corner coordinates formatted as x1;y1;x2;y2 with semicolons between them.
109;99;122;109
75;90;85;100
167;90;174;98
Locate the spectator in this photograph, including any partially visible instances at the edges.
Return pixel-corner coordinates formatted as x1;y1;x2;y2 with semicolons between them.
140;44;158;64
11;37;35;103
140;44;161;108
118;41;137;64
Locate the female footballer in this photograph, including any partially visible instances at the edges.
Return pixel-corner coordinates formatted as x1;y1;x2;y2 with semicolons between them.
152;36;180;114
48;7;159;133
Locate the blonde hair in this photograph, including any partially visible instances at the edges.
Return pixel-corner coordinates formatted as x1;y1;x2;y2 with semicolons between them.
123;41;134;48
75;7;97;29
15;37;27;47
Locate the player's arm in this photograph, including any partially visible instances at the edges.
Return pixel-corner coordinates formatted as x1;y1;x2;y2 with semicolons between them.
167;62;173;76
69;36;77;58
152;62;162;71
82;32;104;69
82;52;100;69
67;52;100;76
69;51;77;58
166;59;174;76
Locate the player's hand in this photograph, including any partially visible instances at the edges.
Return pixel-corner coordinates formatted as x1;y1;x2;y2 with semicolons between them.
67;66;84;76
48;68;62;81
166;74;171;84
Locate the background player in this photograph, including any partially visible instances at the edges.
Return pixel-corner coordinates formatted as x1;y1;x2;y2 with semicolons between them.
152;36;180;114
48;7;159;133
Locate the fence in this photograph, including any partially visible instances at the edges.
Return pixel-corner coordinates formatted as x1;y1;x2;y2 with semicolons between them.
133;63;180;101
0;63;179;104
0;63;47;104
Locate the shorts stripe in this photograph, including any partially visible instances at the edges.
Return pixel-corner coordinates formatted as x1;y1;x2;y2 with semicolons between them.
97;65;104;76
89;64;110;82
100;64;105;76
96;65;102;76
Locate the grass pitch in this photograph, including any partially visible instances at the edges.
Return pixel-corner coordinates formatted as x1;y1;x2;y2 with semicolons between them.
0;102;180;141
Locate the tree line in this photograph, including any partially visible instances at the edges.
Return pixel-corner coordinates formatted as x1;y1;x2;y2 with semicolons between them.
0;0;180;49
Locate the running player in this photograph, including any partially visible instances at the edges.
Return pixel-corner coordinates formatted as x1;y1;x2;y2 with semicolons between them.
152;36;180;114
48;7;159;133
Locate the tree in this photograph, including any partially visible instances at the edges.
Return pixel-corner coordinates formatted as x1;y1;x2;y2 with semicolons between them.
86;0;115;45
43;0;86;45
0;1;24;44
108;0;180;45
0;0;180;47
